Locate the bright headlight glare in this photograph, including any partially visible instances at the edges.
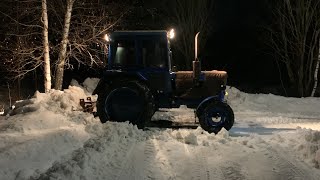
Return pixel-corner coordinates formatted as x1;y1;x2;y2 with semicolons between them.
104;34;110;42
168;29;175;39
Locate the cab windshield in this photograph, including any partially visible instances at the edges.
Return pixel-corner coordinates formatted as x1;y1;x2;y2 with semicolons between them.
109;36;169;68
110;40;136;67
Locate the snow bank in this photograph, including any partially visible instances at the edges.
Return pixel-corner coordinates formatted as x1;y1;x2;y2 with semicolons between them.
0;79;99;179
226;86;320;117
70;77;99;95
1;82;99;133
34;122;148;179
292;129;320;168
34;86;97;113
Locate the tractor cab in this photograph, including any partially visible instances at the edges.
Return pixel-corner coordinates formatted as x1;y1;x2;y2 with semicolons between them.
107;31;171;71
103;31;173;96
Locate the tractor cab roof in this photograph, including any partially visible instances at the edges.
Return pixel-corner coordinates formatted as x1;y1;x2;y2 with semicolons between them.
112;30;167;35
110;30;168;39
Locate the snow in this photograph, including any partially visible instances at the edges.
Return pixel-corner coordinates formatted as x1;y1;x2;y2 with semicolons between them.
0;79;320;180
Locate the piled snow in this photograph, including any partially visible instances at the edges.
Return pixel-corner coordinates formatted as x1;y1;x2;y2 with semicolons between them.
226;86;320;126
226;86;320;116
34;122;148;180
280;129;320;168
0;79;99;179
0;80;319;179
70;78;99;96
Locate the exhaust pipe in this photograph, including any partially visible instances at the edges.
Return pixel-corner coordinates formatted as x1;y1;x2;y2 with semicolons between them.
193;32;201;83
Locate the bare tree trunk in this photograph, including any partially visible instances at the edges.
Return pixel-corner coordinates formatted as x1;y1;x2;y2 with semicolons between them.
285;62;295;84
311;39;320;96
54;0;74;90
42;0;51;92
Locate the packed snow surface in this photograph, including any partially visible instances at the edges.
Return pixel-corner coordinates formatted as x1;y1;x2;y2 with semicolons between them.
0;79;320;180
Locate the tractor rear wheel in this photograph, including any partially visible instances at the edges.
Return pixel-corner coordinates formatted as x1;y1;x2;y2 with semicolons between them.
96;80;154;129
198;101;234;134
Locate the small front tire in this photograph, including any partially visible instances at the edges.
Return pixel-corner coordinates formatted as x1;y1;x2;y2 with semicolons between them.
198;101;234;134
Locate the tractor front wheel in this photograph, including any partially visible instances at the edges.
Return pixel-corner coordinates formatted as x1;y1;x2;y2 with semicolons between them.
198;101;234;134
96;80;154;129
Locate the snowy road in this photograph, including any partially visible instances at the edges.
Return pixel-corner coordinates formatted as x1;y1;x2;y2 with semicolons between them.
33;120;320;180
0;82;320;180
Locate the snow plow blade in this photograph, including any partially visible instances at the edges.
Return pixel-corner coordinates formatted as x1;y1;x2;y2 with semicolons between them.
79;97;96;113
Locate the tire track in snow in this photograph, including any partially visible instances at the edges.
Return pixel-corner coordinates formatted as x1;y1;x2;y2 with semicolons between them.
143;138;177;180
220;161;246;180
191;148;211;180
182;146;224;180
116;137;178;180
182;145;249;180
113;140;141;180
144;139;159;179
114;140;151;180
263;145;316;180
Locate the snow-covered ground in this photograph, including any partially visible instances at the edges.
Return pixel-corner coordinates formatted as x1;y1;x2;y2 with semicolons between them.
0;78;320;180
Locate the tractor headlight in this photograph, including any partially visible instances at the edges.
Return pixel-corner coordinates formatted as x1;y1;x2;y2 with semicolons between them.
168;29;175;39
104;34;111;42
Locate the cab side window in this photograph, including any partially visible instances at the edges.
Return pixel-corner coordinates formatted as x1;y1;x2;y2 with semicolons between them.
112;40;136;66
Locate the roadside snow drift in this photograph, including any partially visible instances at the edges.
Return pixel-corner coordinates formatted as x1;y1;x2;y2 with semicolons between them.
0;79;319;180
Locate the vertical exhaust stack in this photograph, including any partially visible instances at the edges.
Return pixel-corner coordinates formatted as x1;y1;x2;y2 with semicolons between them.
193;32;201;83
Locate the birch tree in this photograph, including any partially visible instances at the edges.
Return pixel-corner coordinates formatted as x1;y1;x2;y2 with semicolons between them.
311;40;320;96
42;0;51;92
54;0;75;90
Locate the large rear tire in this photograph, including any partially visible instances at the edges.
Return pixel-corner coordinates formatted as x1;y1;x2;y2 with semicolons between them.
198;101;234;134
96;80;154;129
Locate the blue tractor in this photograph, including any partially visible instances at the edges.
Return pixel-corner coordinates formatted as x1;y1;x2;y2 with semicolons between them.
93;30;234;134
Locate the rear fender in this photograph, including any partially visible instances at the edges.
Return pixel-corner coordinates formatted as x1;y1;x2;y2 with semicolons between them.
92;72;148;95
92;79;106;95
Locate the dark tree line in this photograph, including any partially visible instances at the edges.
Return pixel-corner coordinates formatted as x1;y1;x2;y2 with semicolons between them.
0;0;319;97
0;0;213;92
0;0;162;91
264;0;320;97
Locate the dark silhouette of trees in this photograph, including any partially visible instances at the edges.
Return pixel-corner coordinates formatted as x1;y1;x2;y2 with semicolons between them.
0;0;137;91
160;0;215;70
267;0;320;97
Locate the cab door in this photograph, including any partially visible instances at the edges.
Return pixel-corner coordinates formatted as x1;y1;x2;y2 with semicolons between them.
139;36;172;93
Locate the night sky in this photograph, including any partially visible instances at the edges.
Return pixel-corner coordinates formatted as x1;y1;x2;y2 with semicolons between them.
204;0;281;92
